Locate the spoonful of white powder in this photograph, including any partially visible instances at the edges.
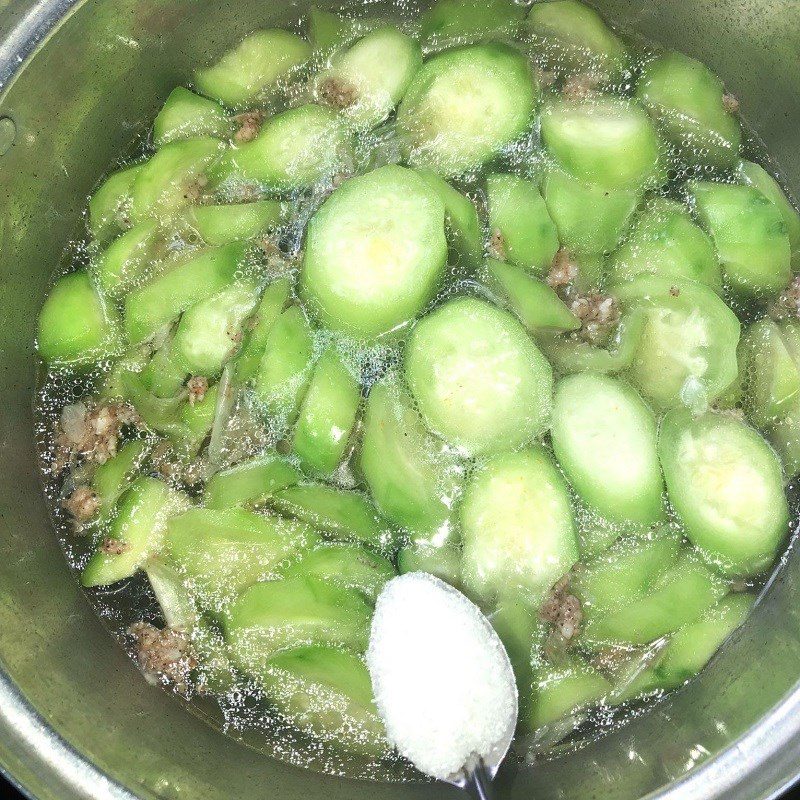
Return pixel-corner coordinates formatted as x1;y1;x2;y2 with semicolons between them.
367;572;518;796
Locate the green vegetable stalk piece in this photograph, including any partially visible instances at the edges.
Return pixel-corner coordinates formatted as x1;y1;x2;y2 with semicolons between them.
89;163;143;244
584;550;728;645
259;646;390;758
124;242;245;344
166;508;319;599
542;168;639;254
415;169;483;270
194;30;311;108
204;454;301;509
552;373;664;526
253;305;316;429
739;318;800;428
279;543;396;602
82;477;191;587
175;382;220;457
397;43;538;177
38;272;123;367
658;409;789;577
139;336;187;398
737;160;800;258
233;278;292;384
486;174;560;274
359;373;463;533
144;558;198;631
211;104;352;191
460;447;578;605
153;87;232;148
224;577;373;664
182;200;283;246
526;0;628;80
293;347;361;475
90;439;152;521
272;484;393;553
92;219;162;299
528;656;611;730
301;165;448;340
404;296;554;457
572;530;682;615
315;26;422;130
637;51;741;169
689;181;792;300
173;280;260;376
541;97;661;191
609;197;723;292
482;258;580;333
128;136;224;225
421;0;525;46
612;276;740;411
397;536;463;589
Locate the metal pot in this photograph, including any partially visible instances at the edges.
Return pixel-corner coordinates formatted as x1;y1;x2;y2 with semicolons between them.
1;1;799;798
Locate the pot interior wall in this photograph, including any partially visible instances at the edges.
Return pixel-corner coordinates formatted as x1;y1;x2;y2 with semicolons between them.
1;2;799;799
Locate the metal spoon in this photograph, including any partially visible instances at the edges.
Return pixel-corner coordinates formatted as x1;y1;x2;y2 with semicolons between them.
368;573;518;800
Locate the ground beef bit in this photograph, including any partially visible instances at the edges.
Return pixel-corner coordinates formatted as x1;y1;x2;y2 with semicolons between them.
53;400;140;471
63;485;100;523
570;292;621;345
722;92;740;114
100;537;130;556
562;72;602;101
187;375;208;406
535;67;556;89
488;228;507;260
182;174;208;203
233;109;266;143
540;573;584;643
547;248;580;291
128;622;196;694
318;75;358;109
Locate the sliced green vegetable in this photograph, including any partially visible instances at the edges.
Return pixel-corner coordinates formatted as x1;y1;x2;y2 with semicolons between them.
173;280;260;376
129;137;223;225
82;477;190;587
659;409;789;576
308;7;351;54
526;0;628;80
153;87;232;147
405;296;553;456
461;447;578;604
293;346;360;475
92;219;162;299
541;97;661;191
482;258;580;333
38;272;122;366
225;577;373;664
253;305;315;428
212;104;352;191
689;181;791;300
397;43;538;177
359;373;463;533
608;197;723;292
415;168;482;270
316;26;422;130
301;165;448;340
486;173;560;274
91;438;152;520
280;543;396;602
397;537;463;589
552;373;664;525
260;646;389;757
204;454;301;509
89;163;143;243
184;200;283;246
612;276;741;411
124;242;245;345
195;30;311;108
542;168;639;254
637;51;741;169
421;0;525;46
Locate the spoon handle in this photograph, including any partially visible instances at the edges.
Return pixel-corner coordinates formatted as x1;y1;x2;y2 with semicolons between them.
463;760;495;800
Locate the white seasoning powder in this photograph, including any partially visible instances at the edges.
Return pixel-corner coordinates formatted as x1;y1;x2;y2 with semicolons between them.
367;572;518;781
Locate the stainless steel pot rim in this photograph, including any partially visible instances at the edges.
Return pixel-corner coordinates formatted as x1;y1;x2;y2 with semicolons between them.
2;2;800;799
